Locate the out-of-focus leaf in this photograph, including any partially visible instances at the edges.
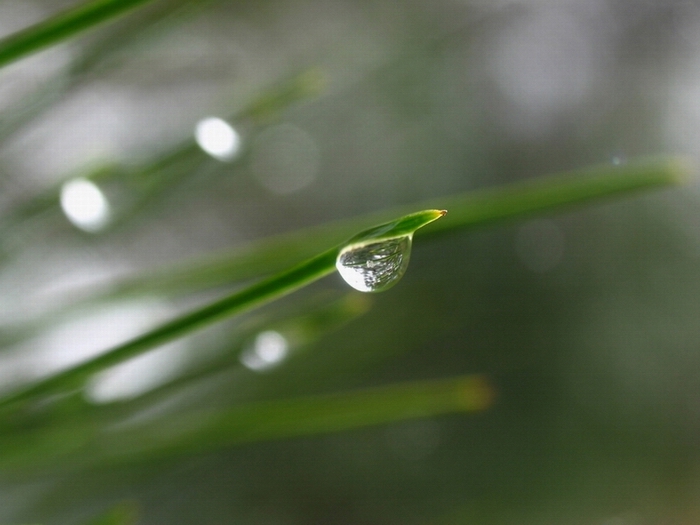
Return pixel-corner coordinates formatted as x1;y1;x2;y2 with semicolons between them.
0;375;493;471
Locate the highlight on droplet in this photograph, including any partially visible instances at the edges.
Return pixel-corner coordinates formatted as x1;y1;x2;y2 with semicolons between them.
194;117;241;161
239;330;289;371
336;236;412;293
60;177;110;232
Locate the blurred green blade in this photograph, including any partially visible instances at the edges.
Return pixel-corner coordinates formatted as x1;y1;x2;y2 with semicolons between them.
81;502;139;525
426;156;693;235
0;375;493;470
114;375;494;462
0;68;323;256
110;156;693;296
0;0;158;69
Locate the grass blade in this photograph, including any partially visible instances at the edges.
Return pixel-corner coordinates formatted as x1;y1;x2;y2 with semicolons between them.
0;69;323;255
0;375;493;471
0;0;159;69
0;211;445;410
105;374;494;464
108;156;693;296
426;156;693;235
3;157;690;360
81;502;139;525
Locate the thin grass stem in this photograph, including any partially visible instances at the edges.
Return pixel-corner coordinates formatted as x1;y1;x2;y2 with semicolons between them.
0;0;158;69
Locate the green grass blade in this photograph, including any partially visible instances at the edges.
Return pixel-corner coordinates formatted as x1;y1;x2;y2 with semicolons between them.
0;248;336;409
0;69;323;254
0;211;444;410
96;293;371;412
3;157;689;357
0;375;493;471
0;159;688;409
424;156;693;236
0;0;204;145
0;0;158;69
81;502;139;525
108;156;693;296
105;375;494;465
345;209;446;245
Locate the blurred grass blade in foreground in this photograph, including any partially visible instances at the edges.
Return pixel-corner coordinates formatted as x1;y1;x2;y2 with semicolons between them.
0;375;493;471
101;374;494;465
81;502;139;525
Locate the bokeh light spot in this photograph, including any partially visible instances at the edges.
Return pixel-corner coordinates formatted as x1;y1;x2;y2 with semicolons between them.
195;117;241;161
251;124;320;194
60;178;110;232
240;330;289;371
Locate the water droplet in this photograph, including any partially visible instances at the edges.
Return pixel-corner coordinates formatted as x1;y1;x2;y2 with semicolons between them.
336;236;412;293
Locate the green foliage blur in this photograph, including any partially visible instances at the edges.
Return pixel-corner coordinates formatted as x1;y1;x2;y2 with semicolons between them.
0;1;699;524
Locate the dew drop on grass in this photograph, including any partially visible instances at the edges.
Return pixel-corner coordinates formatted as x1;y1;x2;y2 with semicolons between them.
336;235;412;292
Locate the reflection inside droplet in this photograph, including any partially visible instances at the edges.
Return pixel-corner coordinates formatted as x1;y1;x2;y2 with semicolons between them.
60;178;110;232
194;117;241;161
240;330;289;371
336;236;412;293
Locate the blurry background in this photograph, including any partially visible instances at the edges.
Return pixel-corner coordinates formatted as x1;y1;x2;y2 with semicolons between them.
1;0;700;523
